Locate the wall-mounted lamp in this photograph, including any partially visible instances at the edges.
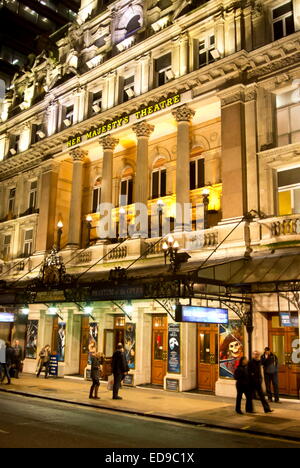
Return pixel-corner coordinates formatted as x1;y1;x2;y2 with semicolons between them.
57;220;63;251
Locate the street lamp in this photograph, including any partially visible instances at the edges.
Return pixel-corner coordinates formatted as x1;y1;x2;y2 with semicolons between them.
21;305;29;315
57;221;63;251
86;215;93;247
163;235;180;273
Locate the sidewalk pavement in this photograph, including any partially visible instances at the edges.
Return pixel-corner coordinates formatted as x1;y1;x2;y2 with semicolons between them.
1;374;300;441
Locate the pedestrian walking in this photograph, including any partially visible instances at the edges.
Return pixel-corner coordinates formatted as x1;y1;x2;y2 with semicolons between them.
36;345;51;379
111;343;129;400
261;347;280;403
89;352;103;400
234;356;254;415
249;351;273;414
0;342;14;385
12;340;24;379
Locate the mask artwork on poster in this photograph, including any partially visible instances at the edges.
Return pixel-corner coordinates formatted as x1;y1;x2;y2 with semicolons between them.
219;320;244;379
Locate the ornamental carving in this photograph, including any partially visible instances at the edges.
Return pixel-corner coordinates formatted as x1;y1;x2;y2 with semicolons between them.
70;148;88;161
99;135;119;151
172;105;195;122
132;121;155;138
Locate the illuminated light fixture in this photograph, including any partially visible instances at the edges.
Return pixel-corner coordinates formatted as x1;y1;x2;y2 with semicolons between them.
210;49;221;60
48;304;58;315
165;69;175;81
57;220;63;229
116;36;135;52
36;130;46;139
21;305;29;315
9;148;17;156
124;300;133;315
83;303;94;315
119;207;126;215
86;215;93;223
92;103;101;113
202;188;210;197
12;59;19;65
125;88;135;99
87;54;104;69
63;118;72;127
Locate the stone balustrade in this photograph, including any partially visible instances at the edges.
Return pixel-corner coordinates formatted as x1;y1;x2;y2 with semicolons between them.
259;215;300;243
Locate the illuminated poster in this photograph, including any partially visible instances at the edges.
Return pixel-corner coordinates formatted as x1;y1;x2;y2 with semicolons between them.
57;322;66;362
25;320;38;359
88;323;99;364
168;323;180;374
125;323;136;370
219;320;244;379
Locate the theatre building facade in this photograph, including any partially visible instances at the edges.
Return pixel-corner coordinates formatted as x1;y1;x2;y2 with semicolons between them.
0;0;300;397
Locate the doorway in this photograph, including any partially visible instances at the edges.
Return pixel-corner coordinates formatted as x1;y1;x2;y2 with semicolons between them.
151;315;168;386
268;314;300;396
114;315;125;350
197;324;219;392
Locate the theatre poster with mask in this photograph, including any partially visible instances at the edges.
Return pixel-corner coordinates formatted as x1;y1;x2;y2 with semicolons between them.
219;320;244;379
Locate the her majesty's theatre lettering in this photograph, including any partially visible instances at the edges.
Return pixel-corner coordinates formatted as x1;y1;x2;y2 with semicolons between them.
67;94;181;148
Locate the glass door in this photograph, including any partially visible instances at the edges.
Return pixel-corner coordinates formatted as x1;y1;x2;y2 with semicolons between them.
151;315;168;385
197;324;219;392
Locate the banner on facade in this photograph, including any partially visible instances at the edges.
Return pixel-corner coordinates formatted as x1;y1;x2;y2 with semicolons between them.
219;320;244;379
168;323;181;374
25;320;38;359
125;323;136;370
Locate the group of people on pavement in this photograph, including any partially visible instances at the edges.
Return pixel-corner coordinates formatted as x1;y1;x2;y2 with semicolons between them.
235;347;280;415
0;340;24;385
89;342;129;401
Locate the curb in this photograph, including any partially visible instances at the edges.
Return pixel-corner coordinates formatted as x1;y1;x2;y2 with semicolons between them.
1;387;300;443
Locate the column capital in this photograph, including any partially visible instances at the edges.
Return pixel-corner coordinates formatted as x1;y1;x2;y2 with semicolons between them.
99;135;119;151
172;104;195;123
70;148;88;162
132;121;155;138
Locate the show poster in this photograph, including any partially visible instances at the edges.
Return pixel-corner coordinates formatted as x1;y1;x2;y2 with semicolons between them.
88;322;99;364
125;323;136;370
57;322;66;362
168;323;181;374
219;320;244;379
25;320;38;359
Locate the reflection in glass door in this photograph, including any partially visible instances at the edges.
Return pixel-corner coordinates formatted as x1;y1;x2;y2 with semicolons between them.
197;325;219;392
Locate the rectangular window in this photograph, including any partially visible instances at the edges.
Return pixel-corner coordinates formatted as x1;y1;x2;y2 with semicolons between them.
272;2;294;40
277;103;300;146
3;235;11;260
199;35;215;68
64;105;74;128
155;53;172;87
120;178;133;206
92;91;102;114
278;167;300;215
152;169;167;199
29;181;38;210
92;186;101;213
8;188;16;213
23;229;33;257
123;76;135;102
190;159;205;190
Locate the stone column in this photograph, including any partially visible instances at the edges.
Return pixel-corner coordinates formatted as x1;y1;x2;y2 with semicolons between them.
139;53;151;95
67;148;87;248
99;135;119;205
179;33;189;76
172;105;195;231
133;121;154;208
35;161;60;253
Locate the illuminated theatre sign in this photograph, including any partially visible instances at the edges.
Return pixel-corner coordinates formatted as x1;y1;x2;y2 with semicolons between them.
67;94;181;148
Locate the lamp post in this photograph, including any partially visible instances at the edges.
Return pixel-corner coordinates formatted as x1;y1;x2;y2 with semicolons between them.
202;189;210;230
163;235;180;273
86;215;93;247
56;221;63;251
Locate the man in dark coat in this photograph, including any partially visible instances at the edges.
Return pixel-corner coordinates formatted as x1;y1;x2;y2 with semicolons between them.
111;343;129;400
13;340;24;379
234;356;254;414
0;342;14;385
261;347;280;403
249;351;273;413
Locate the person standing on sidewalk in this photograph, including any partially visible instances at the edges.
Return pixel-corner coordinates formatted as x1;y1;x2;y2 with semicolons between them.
249;351;273;414
261;347;280;403
89;352;103;400
13;340;24;379
234;356;254;415
37;345;51;379
0;342;14;385
112;343;129;400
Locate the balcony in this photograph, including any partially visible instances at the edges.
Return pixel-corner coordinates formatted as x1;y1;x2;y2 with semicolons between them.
259;214;300;249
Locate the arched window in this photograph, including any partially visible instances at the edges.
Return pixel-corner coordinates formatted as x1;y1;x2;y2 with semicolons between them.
126;15;141;37
151;158;167;199
120;167;133;207
92;177;102;213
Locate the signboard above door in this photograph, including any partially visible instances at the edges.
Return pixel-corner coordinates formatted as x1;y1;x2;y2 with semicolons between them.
176;305;228;324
